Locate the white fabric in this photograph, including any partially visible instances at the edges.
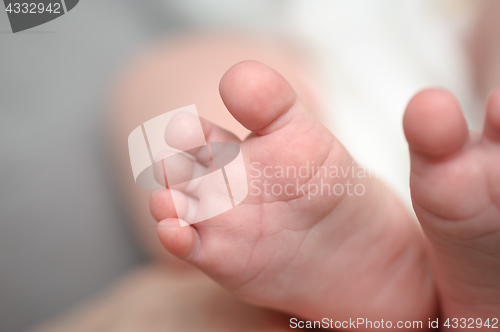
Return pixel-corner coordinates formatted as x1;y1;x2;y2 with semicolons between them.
287;0;478;206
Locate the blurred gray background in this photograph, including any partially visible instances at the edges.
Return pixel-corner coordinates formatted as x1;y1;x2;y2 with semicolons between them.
0;2;186;331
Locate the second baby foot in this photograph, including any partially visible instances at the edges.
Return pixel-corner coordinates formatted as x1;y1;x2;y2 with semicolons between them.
404;89;500;329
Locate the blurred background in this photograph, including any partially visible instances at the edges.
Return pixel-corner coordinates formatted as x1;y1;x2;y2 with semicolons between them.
0;1;487;331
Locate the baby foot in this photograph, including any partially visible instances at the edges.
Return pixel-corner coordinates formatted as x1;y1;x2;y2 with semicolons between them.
404;89;500;328
151;61;436;328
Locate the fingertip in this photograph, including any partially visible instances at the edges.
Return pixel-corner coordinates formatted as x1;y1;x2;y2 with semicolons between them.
165;111;206;151
404;89;468;157
157;218;197;259
219;60;297;133
150;189;178;222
